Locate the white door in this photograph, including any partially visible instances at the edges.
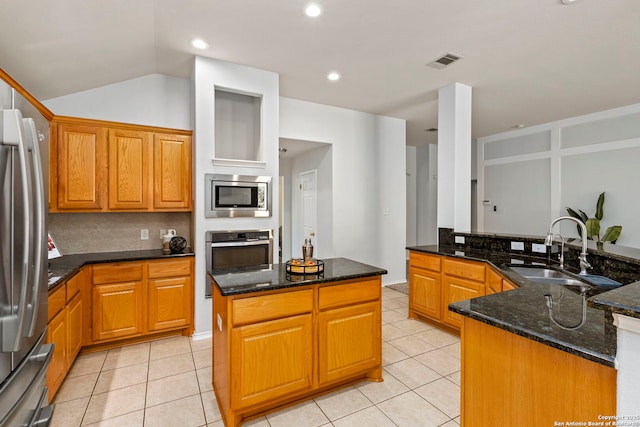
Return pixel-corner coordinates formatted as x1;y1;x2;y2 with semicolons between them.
300;170;317;250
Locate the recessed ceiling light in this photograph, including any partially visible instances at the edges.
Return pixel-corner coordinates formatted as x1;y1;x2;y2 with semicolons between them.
327;72;340;81
561;0;577;4
191;38;209;50
305;3;322;17
514;124;526;129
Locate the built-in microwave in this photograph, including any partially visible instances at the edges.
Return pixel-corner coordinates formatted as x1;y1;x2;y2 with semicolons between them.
205;174;271;217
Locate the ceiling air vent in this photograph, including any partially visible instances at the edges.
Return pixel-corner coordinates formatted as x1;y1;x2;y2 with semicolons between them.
426;53;463;69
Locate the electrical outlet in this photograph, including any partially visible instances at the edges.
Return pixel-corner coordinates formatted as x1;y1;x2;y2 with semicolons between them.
532;243;547;254
160;229;167;239
455;236;465;244
510;241;524;251
140;229;149;240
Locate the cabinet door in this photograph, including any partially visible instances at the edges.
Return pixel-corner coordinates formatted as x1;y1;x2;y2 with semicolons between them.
148;276;192;332
108;129;152;210
442;276;485;329
486;269;503;295
318;301;381;385
231;314;313;409
66;292;83;364
153;133;191;210
46;309;67;400
502;279;518;291
409;266;441;321
92;281;143;341
56;123;107;210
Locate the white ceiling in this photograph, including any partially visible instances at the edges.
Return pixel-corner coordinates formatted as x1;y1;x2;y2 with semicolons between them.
1;0;639;146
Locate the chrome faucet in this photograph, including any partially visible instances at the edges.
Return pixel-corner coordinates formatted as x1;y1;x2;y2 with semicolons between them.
545;216;591;275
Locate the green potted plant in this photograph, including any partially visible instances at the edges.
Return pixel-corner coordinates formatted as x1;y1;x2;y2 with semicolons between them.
566;192;622;244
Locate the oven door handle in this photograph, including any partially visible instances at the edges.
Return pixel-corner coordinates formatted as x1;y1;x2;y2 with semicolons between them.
210;240;270;248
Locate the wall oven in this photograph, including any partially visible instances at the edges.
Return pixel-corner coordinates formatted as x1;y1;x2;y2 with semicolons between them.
205;229;273;297
205;174;271;218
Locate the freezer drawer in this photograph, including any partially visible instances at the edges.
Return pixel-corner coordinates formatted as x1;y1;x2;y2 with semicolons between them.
0;332;54;427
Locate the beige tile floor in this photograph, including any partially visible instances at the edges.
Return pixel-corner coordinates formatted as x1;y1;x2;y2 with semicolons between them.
51;286;460;427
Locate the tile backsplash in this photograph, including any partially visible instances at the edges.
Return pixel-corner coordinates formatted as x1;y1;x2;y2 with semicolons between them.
48;212;191;254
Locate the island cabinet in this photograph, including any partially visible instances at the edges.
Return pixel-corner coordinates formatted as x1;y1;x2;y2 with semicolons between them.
211;276;383;427
89;258;194;346
460;317;616;426
50;117;192;213
46;268;86;401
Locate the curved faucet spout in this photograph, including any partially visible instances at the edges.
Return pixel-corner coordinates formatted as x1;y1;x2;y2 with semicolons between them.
545;216;591;275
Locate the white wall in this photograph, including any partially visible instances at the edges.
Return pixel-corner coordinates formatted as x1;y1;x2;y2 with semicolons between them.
280;97;406;286
406;147;417;248
478;103;640;246
193;57;280;335
43;74;191;130
415;144;438;245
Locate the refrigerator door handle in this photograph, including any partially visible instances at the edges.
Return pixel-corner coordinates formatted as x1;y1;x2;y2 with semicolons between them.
22;118;45;337
0;109;31;352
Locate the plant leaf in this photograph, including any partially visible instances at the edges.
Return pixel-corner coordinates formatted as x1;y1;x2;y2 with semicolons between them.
578;210;589;222
566;207;581;220
602;226;622;243
585;218;600;241
595;192;605;221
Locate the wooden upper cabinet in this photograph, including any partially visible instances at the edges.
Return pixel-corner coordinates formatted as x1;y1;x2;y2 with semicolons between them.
50;117;192;213
108;129;152;210
153;133;192;210
55;122;107;210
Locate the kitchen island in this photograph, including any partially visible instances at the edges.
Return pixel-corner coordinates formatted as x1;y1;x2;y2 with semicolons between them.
209;258;387;427
408;243;623;426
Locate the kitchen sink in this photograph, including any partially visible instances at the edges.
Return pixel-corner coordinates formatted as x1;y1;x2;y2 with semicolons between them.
509;266;592;289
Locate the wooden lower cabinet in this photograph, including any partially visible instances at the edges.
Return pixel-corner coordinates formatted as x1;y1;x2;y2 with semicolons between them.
408;266;441;321
46;308;67;398
66;292;83;364
318;301;381;385
409;252;491;331
441;276;484;329
148;276;192;331
46;270;86;401
212;276;383;427
90;258;194;344
92;281;144;341
461;317;616;426
231;314;313;409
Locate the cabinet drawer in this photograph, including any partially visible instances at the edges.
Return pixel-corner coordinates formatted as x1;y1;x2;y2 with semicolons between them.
48;284;66;321
148;258;192;279
443;258;485;282
93;262;143;284
409;252;441;272
232;290;313;326
319;278;380;310
66;272;82;301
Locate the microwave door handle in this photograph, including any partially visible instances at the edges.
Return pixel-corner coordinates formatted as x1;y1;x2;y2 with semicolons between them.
22;118;44;337
0;110;30;352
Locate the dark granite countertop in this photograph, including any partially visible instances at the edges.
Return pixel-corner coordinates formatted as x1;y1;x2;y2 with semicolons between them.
589;282;640;319
408;245;618;367
209;257;387;296
48;249;194;290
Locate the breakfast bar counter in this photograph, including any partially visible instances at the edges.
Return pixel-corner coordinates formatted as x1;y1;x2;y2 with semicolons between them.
208;258;386;427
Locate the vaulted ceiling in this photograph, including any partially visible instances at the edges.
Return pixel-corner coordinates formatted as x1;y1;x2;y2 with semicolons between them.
1;0;638;145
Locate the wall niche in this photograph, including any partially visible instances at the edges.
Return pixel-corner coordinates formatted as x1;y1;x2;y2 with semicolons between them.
214;88;262;164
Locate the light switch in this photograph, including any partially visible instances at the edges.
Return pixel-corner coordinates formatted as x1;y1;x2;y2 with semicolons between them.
455;236;465;244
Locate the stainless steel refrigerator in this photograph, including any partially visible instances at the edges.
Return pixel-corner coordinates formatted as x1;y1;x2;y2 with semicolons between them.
0;78;54;425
